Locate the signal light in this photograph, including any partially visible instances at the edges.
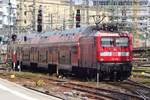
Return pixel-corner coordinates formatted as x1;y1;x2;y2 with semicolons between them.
76;9;81;28
24;36;27;41
12;34;17;41
76;22;80;28
37;25;42;33
76;16;80;21
37;5;42;32
0;37;2;42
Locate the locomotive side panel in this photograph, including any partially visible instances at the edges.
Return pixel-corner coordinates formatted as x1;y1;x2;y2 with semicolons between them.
79;36;96;68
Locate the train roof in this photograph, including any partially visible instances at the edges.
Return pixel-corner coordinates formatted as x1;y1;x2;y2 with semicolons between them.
41;26;93;37
97;31;130;37
42;26;130;36
23;26;131;45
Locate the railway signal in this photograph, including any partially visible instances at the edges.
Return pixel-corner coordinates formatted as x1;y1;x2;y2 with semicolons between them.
24;36;27;41
37;5;42;33
76;9;81;28
11;34;17;41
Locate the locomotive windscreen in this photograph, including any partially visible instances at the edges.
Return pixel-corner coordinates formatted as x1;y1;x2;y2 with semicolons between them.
101;37;128;47
101;37;114;47
116;37;128;47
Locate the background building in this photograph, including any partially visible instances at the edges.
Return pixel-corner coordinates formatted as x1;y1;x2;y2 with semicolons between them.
0;0;2;28
16;0;101;32
0;0;149;47
92;0;150;47
16;0;73;32
0;0;17;35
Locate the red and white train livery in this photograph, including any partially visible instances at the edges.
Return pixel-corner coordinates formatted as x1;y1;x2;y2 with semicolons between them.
8;26;133;81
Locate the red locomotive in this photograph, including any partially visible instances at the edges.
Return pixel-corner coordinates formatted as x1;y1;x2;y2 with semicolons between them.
8;26;133;81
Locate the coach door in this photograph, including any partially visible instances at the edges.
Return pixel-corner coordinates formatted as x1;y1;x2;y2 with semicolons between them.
71;45;78;66
59;46;71;65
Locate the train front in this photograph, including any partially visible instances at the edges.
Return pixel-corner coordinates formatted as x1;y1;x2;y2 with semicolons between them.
96;32;132;81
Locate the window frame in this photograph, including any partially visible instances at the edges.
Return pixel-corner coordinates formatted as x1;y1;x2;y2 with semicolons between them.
115;37;129;47
101;36;129;47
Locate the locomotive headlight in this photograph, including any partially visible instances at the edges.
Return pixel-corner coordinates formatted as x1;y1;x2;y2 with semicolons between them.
100;52;112;56
118;52;129;56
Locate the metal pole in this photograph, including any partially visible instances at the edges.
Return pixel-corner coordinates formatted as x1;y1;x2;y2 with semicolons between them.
19;0;23;34
63;9;66;30
97;63;100;88
116;0;119;23
50;14;53;30
109;0;114;22
86;0;89;25
70;0;73;28
9;0;14;70
48;14;50;30
96;0;98;16
33;0;36;31
63;19;66;30
8;0;12;36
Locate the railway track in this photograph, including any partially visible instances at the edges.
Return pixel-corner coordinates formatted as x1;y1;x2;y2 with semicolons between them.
23;85;64;100
133;47;150;67
61;81;143;100
107;79;150;100
0;66;148;100
26;77;143;100
132;57;150;67
127;79;150;90
126;79;150;100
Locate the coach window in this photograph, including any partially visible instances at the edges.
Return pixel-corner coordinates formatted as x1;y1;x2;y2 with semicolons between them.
116;37;128;47
71;46;77;54
101;37;114;47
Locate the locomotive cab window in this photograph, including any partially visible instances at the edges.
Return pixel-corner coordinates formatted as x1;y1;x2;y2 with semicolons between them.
116;37;128;47
101;37;114;47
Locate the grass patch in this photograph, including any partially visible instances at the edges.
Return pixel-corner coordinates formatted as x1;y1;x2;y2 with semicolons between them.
132;67;150;73
14;72;43;78
0;71;44;79
139;79;150;86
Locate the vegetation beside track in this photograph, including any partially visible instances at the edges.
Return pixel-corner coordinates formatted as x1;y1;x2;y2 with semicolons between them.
131;67;150;86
